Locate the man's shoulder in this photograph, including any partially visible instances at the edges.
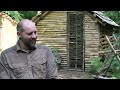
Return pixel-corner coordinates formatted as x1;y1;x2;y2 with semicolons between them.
1;46;15;55
36;44;50;50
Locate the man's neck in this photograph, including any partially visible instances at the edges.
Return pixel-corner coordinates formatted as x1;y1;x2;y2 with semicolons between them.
18;39;29;50
18;39;36;53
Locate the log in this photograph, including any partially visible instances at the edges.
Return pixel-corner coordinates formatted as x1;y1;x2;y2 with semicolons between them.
105;36;120;62
98;50;111;54
98;50;120;55
92;75;113;79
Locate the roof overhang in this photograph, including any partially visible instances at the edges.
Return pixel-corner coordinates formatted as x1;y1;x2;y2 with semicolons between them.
32;11;50;23
32;11;120;29
91;11;119;28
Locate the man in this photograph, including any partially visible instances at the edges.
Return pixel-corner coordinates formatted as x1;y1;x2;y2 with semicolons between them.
0;19;58;79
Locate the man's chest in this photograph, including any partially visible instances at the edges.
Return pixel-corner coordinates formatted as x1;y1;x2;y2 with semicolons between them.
5;51;47;79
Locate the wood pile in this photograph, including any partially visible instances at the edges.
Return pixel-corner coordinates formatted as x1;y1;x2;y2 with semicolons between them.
99;34;115;49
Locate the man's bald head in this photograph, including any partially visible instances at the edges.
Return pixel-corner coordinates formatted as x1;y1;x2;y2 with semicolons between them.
16;19;37;50
17;19;35;32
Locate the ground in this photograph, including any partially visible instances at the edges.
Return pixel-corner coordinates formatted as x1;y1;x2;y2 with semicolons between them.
58;69;93;79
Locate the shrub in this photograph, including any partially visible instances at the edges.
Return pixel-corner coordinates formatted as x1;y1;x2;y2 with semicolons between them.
50;47;61;70
89;56;120;79
88;56;102;74
107;57;120;79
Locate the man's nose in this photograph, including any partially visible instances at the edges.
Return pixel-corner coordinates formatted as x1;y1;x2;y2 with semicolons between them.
31;33;37;39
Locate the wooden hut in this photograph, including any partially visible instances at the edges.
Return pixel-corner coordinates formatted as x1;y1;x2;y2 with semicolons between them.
0;12;18;52
32;11;119;71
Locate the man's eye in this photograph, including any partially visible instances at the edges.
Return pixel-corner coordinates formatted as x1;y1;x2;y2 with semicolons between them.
28;33;32;35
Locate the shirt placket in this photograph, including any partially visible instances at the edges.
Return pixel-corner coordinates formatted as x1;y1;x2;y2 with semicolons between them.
27;53;34;79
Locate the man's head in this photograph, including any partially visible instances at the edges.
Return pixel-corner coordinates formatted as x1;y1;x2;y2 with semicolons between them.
17;19;37;50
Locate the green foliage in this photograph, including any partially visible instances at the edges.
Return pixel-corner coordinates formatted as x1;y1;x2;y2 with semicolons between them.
18;11;37;20
102;11;120;25
89;56;120;79
88;56;102;74
102;11;120;33
1;11;37;22
107;57;120;79
2;11;23;22
50;47;62;70
50;47;61;64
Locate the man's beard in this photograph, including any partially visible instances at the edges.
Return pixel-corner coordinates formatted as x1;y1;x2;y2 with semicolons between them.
20;37;36;50
26;40;36;50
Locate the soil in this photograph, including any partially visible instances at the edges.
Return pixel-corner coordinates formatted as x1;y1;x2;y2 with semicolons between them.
58;69;93;79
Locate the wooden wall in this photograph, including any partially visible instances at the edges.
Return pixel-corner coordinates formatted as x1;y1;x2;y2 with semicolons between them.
36;11;101;71
36;11;68;67
84;12;100;71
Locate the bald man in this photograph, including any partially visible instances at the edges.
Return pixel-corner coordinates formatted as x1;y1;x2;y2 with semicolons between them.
0;19;58;79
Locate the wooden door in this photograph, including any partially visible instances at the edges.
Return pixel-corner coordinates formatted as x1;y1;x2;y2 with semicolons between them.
67;12;84;70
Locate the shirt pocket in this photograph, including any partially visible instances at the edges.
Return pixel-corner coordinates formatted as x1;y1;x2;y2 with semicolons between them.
32;60;46;79
11;64;26;79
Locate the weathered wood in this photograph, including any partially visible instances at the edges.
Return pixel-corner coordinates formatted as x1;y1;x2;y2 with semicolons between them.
98;50;111;55
98;50;120;55
33;11;117;71
92;75;113;79
105;36;120;62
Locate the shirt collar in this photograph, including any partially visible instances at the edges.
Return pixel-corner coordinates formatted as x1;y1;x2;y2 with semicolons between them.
15;40;36;53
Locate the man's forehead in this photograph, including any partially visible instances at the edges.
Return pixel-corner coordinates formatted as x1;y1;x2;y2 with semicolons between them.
23;26;37;33
23;20;35;26
23;21;36;29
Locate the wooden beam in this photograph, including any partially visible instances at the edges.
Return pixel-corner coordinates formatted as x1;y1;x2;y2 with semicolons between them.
105;35;120;62
92;75;113;79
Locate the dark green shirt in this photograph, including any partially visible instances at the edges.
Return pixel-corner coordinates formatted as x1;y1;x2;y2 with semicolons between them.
0;42;58;79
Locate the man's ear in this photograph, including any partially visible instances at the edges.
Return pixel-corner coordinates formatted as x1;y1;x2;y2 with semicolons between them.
17;31;21;38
